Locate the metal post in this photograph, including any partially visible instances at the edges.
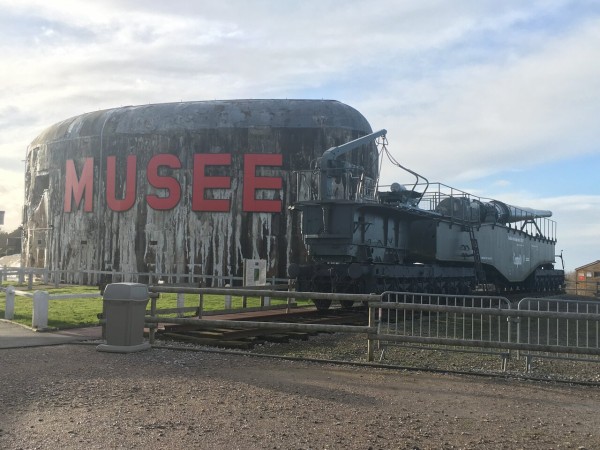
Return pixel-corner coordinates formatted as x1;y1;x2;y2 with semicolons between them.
149;293;157;345
5;286;15;319
176;292;185;318
516;315;521;360
101;298;106;341
264;282;271;307
287;279;293;314
224;284;232;309
27;271;33;290
367;304;376;362
198;293;204;318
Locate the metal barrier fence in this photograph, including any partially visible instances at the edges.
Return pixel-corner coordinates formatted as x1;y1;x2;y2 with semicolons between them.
565;280;600;297
146;285;380;359
376;292;513;369
378;291;512;342
517;297;600;370
373;295;600;372
5;280;600;375
145;287;600;372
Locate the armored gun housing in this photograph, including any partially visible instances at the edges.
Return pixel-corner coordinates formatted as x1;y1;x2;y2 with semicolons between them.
288;131;564;310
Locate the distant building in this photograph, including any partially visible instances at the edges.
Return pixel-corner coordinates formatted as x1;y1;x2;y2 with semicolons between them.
575;261;600;297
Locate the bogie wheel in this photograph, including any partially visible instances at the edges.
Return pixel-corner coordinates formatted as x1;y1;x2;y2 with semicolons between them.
313;299;332;311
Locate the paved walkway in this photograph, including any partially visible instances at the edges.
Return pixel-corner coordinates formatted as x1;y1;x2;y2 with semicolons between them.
0;320;102;349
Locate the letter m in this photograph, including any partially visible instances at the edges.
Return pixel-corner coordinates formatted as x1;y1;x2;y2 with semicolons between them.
64;158;94;212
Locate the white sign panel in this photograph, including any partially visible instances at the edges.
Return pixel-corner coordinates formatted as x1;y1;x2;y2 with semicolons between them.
244;259;267;286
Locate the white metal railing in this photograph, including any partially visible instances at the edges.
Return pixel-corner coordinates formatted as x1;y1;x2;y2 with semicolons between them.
0;265;288;289
373;294;600;372
2;286;101;330
378;291;512;342
376;292;514;369
516;297;600;370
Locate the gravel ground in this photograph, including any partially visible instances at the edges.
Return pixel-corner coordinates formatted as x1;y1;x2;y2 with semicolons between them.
247;332;600;384
2;341;600;449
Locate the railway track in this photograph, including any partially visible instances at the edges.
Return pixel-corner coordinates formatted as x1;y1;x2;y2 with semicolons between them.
155;307;368;349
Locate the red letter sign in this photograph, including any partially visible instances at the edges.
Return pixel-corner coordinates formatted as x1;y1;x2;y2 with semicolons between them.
243;154;283;212
146;154;182;210
64;158;94;212
106;155;137;212
192;154;232;212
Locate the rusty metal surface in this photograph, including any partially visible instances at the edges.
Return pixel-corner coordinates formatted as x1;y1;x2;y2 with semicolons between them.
23;100;375;284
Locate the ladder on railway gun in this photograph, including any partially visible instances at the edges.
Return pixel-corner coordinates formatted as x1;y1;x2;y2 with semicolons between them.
467;225;487;290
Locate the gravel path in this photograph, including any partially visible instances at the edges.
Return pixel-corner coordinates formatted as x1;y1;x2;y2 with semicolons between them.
247;332;600;384
2;343;600;449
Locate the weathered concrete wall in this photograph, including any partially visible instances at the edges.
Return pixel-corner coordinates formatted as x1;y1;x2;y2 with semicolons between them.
23;100;376;284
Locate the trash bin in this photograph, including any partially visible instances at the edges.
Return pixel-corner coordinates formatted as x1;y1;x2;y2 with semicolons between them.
96;283;151;353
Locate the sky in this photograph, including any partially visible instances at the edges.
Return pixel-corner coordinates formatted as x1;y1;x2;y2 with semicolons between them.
1;0;599;272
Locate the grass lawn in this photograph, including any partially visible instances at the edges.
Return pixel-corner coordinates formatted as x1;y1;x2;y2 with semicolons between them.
1;282;308;329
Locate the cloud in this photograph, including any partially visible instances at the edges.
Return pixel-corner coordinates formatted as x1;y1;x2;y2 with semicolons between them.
372;14;600;184
492;180;512;188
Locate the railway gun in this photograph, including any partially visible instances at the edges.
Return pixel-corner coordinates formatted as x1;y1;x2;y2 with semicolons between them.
288;130;564;310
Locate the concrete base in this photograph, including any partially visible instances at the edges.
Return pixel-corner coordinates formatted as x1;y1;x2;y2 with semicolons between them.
96;342;151;353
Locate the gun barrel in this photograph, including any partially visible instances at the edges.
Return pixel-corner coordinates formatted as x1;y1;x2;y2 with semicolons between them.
489;200;552;223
